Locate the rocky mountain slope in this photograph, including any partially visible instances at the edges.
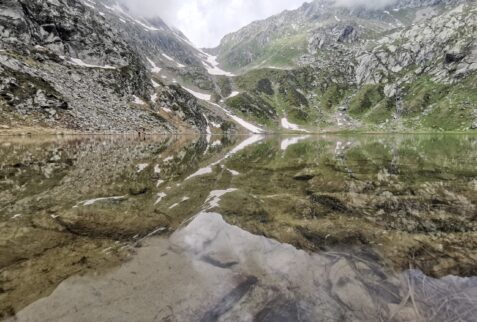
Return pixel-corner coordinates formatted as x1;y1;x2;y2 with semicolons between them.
0;0;238;134
211;0;477;132
0;0;476;133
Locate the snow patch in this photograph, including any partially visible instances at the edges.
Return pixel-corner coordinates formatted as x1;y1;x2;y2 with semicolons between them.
228;91;240;98
334;15;341;22
147;57;162;73
69;58;116;69
201;52;235;76
210;103;263;133
133;18;162;32
184;88;211;101
162;53;185;68
281;118;309;133
151;79;160;88
186;134;263;180
83;2;95;9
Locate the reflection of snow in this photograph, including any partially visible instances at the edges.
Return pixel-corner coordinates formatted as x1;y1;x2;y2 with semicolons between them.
169;196;190;209
154;192;167;205
132;96;146;105
16;210;477;322
137;163;149;172
74;196;125;208
280;135;310;151
186;135;263;180
205;189;238;209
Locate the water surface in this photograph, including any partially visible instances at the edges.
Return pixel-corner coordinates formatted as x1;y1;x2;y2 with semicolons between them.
1;134;476;321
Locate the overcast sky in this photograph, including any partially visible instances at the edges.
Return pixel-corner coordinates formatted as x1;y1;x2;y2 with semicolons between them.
120;0;398;48
120;0;307;48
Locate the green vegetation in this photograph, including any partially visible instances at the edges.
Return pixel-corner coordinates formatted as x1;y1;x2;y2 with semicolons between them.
321;84;347;110
348;84;386;115
420;76;477;130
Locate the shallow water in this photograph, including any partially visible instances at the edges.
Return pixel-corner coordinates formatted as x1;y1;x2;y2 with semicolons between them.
1;134;476;321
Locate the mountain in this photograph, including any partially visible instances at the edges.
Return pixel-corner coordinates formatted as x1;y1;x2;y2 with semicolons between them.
0;0;476;134
0;0;238;134
211;0;477;132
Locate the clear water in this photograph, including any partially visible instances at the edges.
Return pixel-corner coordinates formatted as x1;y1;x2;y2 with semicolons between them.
1;134;476;321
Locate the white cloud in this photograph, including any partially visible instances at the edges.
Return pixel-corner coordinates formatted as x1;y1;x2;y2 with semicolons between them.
119;0;401;48
334;0;397;9
119;0;307;48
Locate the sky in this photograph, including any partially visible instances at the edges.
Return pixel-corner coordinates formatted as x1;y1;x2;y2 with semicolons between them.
120;0;399;48
120;0;307;48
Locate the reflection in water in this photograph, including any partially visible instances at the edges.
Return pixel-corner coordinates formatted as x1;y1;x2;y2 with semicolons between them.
10;212;477;322
1;134;477;320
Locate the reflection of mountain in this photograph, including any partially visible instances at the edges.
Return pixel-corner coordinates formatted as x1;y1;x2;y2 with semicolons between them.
13;212;477;322
0;134;235;316
1;134;476;317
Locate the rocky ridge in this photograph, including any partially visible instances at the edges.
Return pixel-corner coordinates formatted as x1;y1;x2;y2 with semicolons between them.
211;0;477;132
0;0;236;134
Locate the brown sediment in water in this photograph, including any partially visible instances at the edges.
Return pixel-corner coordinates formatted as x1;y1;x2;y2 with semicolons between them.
1;133;476;318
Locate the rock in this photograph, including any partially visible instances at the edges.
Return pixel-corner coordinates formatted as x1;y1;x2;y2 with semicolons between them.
337;25;358;43
444;52;465;64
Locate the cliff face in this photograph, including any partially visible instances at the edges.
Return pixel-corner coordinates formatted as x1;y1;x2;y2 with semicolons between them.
0;0;226;133
213;0;477;132
0;0;476;133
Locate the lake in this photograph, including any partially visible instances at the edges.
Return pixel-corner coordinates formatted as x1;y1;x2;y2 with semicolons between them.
1;134;476;321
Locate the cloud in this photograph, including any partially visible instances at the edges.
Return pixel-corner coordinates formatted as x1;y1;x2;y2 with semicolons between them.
333;0;398;9
118;0;306;48
118;0;401;47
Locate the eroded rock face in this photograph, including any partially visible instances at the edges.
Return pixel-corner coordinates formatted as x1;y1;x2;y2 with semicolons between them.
355;5;477;86
0;0;220;133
